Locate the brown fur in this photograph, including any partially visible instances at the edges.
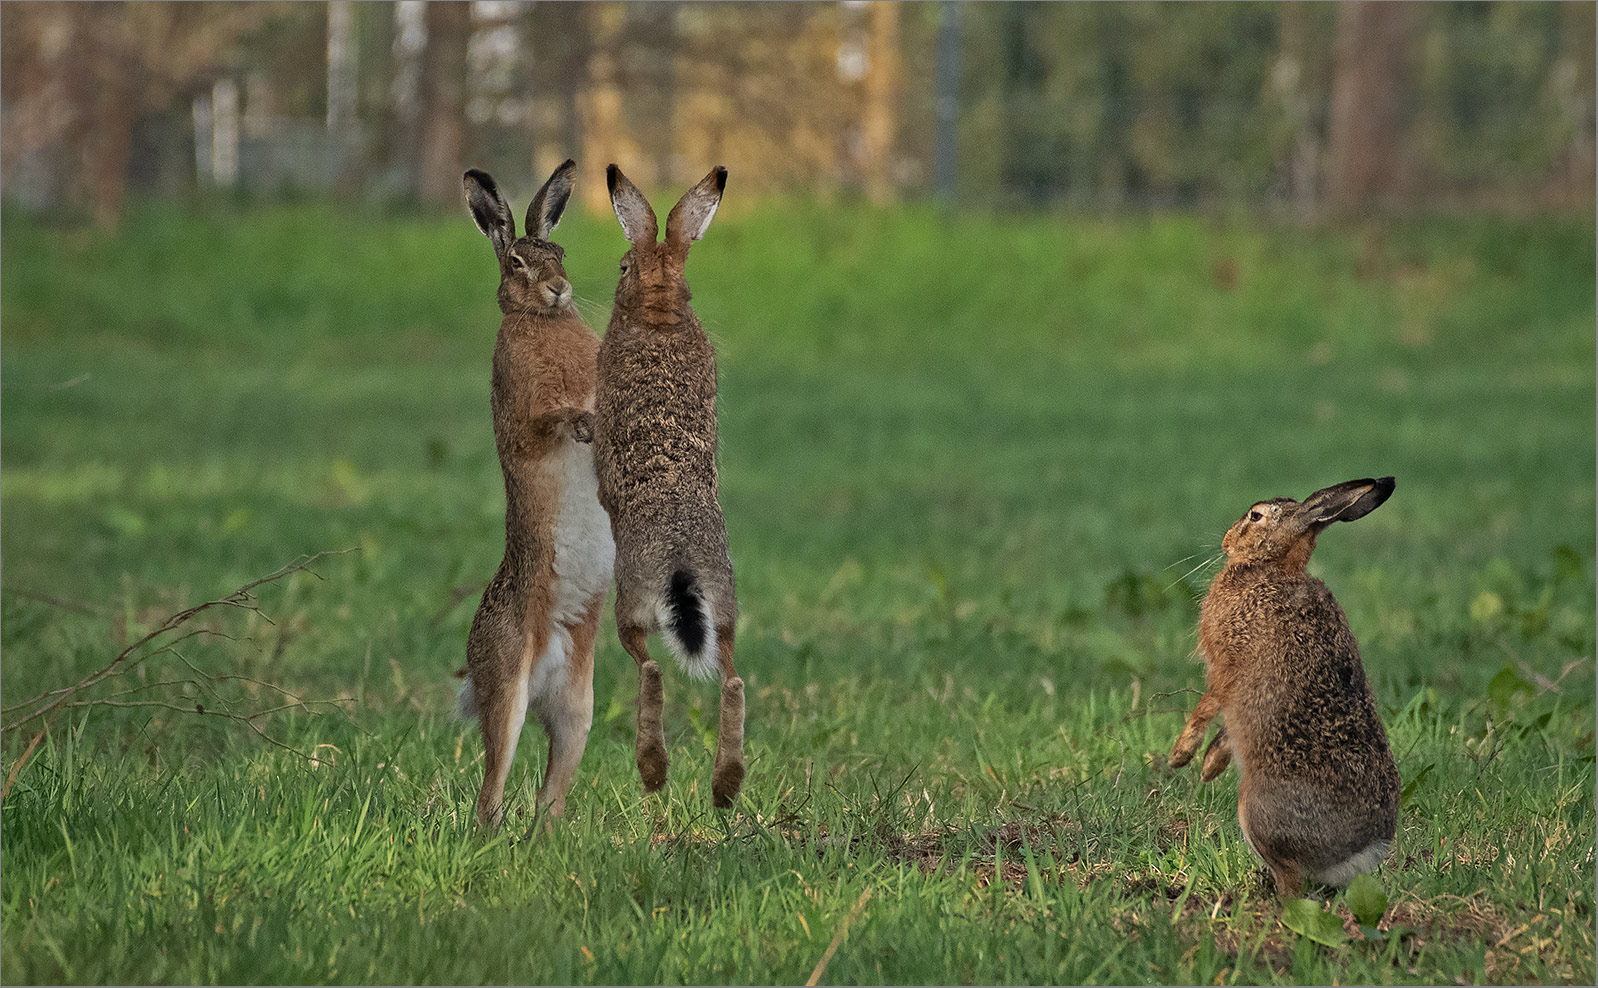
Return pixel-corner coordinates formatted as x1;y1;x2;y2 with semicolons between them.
594;164;746;807
1170;477;1400;896
460;162;612;827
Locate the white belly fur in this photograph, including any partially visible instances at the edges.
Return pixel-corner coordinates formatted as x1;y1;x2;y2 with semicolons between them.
525;438;615;707
549;438;615;624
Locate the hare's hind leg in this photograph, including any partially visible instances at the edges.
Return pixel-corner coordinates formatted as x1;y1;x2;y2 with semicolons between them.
1236;777;1307;898
470;630;532;828
619;624;669;793
711;625;746;809
536;601;601;818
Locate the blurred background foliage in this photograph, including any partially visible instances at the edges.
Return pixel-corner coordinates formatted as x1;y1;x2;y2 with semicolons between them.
2;1;1594;227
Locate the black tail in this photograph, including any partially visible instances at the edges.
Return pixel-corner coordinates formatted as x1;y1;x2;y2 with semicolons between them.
666;570;707;656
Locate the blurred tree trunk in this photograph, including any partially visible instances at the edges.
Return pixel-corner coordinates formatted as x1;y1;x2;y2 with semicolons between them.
326;1;357;133
579;2;625;214
417;0;470;208
2;1;267;226
640;2;679;187
1276;0;1319;223
1324;0;1417;215
523;1;591;179
860;0;900;204
1554;0;1596;207
3;3;142;229
1;2;79;209
932;1;961;207
1096;7;1133;211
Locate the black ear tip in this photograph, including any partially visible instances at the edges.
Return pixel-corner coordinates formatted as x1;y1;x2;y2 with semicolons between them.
560;158;577;171
606;164;621;192
713;166;728;192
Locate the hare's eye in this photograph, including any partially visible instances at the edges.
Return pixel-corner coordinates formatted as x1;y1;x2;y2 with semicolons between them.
1248;509;1264;522
619;261;629;274
509;255;526;269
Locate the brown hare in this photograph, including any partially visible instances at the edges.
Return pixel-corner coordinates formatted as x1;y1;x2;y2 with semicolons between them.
458;161;614;827
1170;477;1400;897
594;163;745;808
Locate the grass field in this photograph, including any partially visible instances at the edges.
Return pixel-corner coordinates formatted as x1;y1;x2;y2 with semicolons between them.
2;197;1594;984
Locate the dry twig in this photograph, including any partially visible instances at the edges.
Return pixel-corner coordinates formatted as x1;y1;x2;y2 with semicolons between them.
1;551;356;797
805;887;874;986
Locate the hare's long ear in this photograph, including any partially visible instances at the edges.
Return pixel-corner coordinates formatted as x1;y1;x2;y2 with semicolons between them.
526;159;576;241
464;169;516;257
1299;477;1396;528
607;164;657;246
665;166;727;250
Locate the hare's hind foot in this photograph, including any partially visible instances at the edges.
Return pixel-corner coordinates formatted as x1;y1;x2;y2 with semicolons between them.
1266;861;1306;899
712;675;746;808
710;627;745;809
470;667;532;830
535;680;595;820
619;626;670;794
635;658;669;793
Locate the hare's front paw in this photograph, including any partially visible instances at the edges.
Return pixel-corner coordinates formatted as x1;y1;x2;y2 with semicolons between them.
1168;735;1200;769
1198;727;1232;781
568;410;594;443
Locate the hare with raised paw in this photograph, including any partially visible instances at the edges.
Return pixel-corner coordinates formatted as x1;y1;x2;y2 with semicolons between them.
458;161;614;827
594;164;745;808
1170;477;1400;897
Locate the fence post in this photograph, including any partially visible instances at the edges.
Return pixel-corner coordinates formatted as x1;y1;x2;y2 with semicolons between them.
212;78;240;187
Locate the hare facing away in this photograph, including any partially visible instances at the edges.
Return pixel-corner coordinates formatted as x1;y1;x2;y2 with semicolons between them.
1170;477;1400;897
594;164;745;808
458;161;614;827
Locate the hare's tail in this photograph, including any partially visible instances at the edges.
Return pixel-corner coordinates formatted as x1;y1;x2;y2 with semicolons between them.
657;570;719;680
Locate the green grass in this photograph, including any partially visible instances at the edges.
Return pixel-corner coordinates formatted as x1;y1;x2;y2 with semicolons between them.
2;197;1594;984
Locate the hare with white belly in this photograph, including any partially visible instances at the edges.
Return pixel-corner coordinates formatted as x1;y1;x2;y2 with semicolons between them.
458;161;614;827
1170;477;1400;896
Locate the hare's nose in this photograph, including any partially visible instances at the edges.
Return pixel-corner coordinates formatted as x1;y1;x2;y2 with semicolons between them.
549;277;571;297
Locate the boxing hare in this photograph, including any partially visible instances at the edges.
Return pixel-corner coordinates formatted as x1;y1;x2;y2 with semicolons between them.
458;161;614;826
1170;477;1400;896
594;164;745;808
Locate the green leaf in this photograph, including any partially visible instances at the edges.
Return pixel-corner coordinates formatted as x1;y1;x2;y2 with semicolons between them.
1552;544;1586;585
1487;664;1533;710
1345;873;1388;927
1469;590;1504;623
1281;898;1348;947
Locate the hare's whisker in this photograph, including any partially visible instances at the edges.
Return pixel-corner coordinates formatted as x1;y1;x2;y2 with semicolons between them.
1166;553;1222;592
1162;552;1204;572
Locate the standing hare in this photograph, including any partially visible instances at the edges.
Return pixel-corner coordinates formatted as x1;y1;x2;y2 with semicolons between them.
594;163;745;808
458;161;614;827
1170;477;1400;897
